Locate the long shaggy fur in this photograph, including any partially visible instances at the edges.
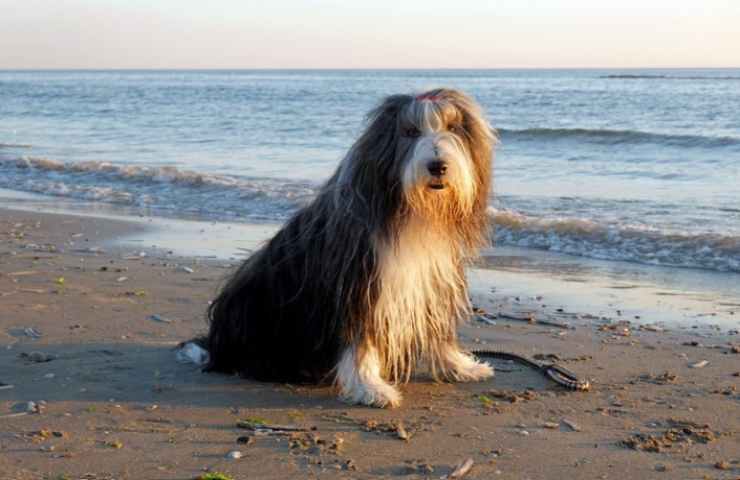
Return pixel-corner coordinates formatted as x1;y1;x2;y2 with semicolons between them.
204;88;496;407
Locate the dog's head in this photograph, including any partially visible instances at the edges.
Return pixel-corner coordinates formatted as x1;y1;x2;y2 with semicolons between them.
336;89;496;224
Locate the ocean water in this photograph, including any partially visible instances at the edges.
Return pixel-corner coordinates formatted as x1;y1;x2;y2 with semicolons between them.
1;69;739;273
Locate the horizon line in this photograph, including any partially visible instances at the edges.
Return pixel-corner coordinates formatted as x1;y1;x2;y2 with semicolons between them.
1;66;739;72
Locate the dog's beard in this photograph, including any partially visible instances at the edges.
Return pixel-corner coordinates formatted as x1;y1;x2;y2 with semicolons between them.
401;134;477;223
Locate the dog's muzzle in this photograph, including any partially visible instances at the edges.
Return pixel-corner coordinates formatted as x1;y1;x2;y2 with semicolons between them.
427;160;447;189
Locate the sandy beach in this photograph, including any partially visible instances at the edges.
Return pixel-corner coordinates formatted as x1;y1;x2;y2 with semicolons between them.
1;207;739;480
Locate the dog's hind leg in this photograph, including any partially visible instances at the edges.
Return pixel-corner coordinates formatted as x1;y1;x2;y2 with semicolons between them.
336;345;401;408
438;343;494;382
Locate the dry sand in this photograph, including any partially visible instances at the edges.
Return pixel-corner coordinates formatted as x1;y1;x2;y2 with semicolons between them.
1;208;738;480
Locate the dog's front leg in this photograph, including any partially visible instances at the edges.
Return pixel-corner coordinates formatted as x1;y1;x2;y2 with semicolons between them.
439;343;494;382
336;344;401;408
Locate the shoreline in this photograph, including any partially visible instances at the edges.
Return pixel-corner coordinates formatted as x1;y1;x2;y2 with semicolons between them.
1;186;738;332
1;207;739;479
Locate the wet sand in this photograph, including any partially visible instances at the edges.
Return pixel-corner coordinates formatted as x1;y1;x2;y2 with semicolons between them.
1;208;738;480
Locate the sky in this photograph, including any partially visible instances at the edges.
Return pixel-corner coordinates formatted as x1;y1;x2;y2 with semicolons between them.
1;0;739;69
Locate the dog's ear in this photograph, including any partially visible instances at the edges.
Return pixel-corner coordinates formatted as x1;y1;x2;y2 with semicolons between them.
357;94;414;163
333;95;414;215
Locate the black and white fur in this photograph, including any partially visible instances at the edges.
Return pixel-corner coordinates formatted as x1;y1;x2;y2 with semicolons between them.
197;89;497;408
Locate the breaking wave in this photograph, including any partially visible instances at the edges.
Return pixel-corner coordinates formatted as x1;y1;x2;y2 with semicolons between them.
498;128;740;149
489;207;740;273
2;155;739;273
0;156;316;221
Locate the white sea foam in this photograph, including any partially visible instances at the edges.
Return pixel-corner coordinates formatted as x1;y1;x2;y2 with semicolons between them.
488;207;740;273
1;155;739;273
0;156;316;220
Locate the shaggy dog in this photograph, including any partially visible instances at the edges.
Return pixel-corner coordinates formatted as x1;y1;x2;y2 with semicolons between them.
202;88;496;407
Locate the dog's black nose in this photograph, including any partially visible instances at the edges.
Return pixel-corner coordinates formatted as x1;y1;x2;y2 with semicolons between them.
427;160;447;177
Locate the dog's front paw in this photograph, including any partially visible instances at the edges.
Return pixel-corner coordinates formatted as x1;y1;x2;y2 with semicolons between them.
441;349;495;382
340;380;402;408
451;359;495;382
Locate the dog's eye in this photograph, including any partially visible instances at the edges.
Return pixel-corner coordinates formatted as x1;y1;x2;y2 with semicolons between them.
402;127;421;138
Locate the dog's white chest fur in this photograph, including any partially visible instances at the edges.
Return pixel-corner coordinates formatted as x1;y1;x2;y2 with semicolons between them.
372;218;466;381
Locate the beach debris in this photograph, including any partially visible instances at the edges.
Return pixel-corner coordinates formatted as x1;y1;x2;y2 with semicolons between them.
175;342;209;365
448;457;474;479
395;421;410;441
149;314;173;324
654;464;671;472
19;288;46;294
236;435;254;445
197;473;234;480
636;371;678;384
177;266;195;274
731;345;740;354
23;327;42;338
498;312;573;330
288;431;319;452
236;417;306;435
30;429;68;442
8;270;40;277
562;419;581;432
711;385;736;396
329;434;345;452
543;422;559;429
73;246;105;254
116;276;128;282
622;419;721;453
225;450;243;459
533;353;562;361
475;394;499;411
19;351;56;363
0;400;41;418
714;460;731;470
123;289;147;297
55;277;64;285
106;440;124;449
476;314;497;326
689;360;709;369
486;389;538;404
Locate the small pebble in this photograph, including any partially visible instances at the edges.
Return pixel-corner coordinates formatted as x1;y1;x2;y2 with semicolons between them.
23;327;42;338
714;460;730;470
396;422;410;441
562;419;581;432
178;266;194;273
655;463;670;472
226;450;243;459
449;458;474;479
149;314;172;324
689;360;709;369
